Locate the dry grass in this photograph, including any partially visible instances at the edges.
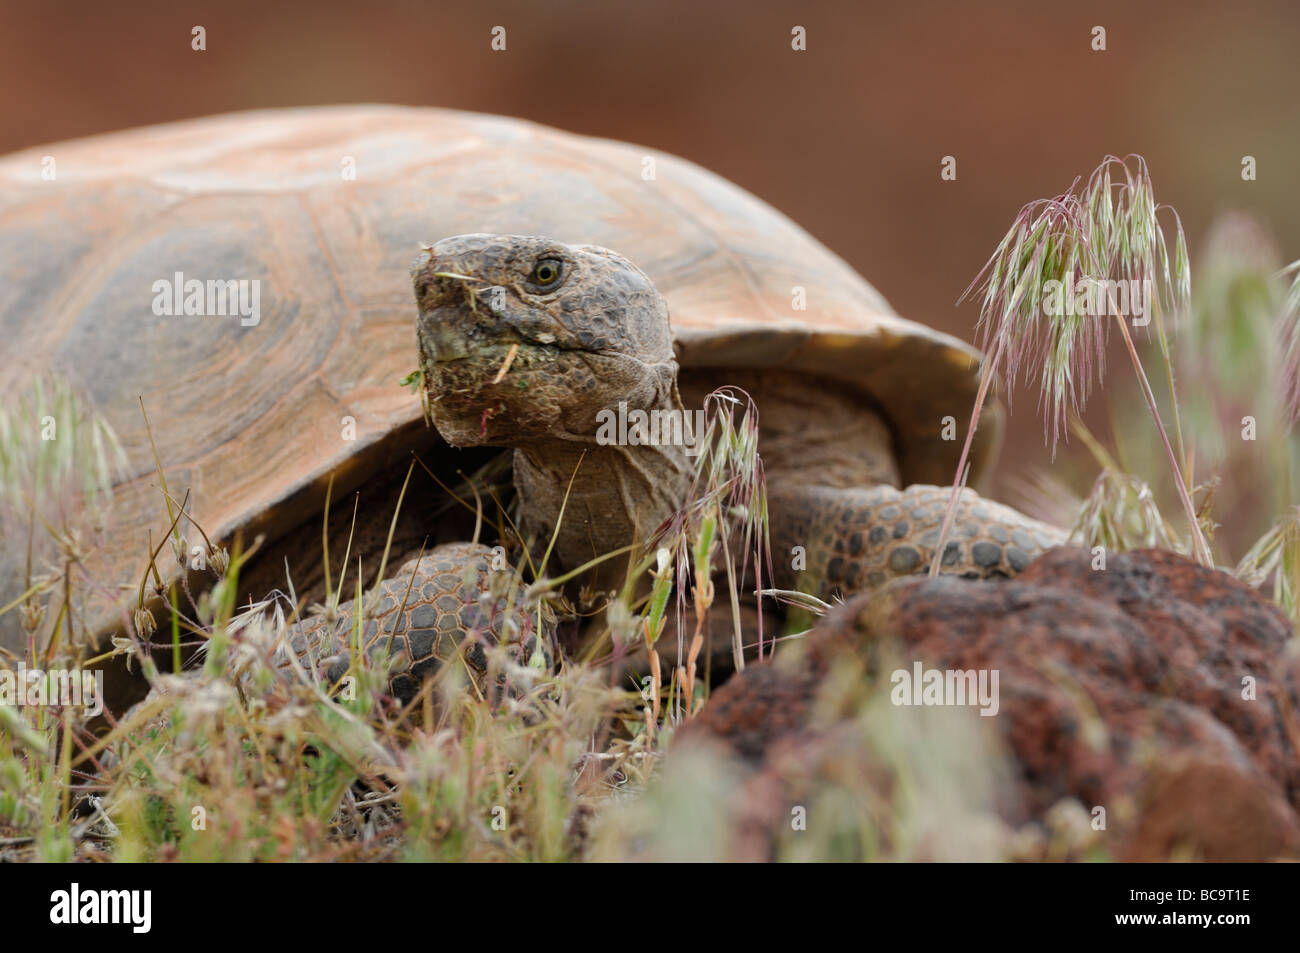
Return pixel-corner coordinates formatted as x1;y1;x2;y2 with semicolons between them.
933;155;1211;571
1026;210;1300;623
0;382;789;861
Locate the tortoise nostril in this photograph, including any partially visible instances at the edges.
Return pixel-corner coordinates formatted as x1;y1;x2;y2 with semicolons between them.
416;268;468;307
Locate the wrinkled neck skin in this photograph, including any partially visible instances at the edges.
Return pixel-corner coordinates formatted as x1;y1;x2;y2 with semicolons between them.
511;384;692;595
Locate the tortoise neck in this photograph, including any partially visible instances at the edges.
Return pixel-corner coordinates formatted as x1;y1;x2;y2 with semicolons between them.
676;368;901;492
511;386;694;587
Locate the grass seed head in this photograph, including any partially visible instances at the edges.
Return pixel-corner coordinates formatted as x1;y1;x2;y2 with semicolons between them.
965;156;1191;454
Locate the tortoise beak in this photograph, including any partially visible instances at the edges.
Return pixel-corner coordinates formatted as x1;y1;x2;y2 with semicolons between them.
422;319;474;363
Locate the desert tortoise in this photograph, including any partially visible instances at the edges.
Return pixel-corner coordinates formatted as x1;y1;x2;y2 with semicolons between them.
0;106;1061;712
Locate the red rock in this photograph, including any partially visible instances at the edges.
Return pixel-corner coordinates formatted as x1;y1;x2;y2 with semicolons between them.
676;547;1300;860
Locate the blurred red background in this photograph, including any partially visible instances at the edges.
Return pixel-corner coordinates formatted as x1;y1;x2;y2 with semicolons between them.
2;0;1297;494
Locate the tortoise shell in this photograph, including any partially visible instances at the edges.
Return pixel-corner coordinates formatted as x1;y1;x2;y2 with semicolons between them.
0;105;999;649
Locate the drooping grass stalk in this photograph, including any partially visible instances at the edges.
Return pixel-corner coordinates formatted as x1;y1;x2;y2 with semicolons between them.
926;332;1003;577
930;192;1090;575
930;156;1212;574
652;388;768;684
1280;261;1300;425
1087;158;1193;489
1105;284;1213;565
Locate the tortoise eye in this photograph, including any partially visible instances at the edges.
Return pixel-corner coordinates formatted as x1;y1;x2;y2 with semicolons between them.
529;258;563;289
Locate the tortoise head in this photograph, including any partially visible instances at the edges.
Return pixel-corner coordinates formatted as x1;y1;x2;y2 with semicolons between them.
412;234;678;447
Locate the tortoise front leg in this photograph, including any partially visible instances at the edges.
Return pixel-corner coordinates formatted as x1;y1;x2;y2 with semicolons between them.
770;484;1067;602
263;542;554;710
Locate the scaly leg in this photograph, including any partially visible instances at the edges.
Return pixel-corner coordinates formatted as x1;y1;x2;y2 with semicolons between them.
770;483;1067;602
256;542;554;708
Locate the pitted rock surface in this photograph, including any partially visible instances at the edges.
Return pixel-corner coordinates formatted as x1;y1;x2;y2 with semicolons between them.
678;547;1300;860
